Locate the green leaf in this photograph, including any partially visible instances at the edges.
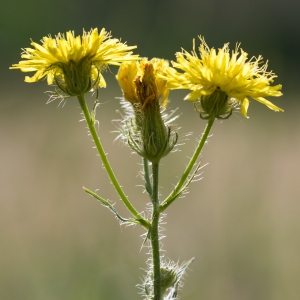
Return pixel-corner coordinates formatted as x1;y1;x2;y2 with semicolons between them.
83;186;150;228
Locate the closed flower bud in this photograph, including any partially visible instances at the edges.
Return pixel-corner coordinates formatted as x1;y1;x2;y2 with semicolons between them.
116;58;178;163
160;266;178;295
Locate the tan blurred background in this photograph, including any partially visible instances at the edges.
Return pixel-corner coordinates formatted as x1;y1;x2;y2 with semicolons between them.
1;0;300;299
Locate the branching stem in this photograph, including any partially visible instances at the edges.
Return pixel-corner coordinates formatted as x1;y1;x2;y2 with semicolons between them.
77;94;143;221
160;118;215;211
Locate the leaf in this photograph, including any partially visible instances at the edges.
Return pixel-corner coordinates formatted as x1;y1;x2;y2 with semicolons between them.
83;186;145;226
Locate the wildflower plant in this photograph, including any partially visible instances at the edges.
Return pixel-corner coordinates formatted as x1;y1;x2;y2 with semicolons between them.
11;29;283;300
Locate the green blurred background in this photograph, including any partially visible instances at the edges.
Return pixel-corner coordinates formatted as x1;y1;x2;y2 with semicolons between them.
1;0;300;299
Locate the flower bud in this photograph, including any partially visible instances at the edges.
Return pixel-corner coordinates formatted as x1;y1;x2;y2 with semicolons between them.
160;266;178;295
117;59;178;163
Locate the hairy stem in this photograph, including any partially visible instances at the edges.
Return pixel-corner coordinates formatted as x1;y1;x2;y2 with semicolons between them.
77;94;143;222
160;118;215;211
151;162;161;300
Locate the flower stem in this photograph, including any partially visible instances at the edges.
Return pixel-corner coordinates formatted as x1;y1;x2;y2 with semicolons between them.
77;94;143;221
160;118;215;211
151;162;161;300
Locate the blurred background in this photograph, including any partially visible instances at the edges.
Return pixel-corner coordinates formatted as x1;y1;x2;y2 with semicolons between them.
1;0;300;299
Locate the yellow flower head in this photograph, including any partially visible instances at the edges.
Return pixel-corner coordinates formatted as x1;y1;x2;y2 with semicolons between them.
162;36;283;118
116;58;170;109
10;28;139;96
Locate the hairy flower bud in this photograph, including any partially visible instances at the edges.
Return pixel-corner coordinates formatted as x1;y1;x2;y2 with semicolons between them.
160;266;178;296
141;258;194;299
116;58;178;163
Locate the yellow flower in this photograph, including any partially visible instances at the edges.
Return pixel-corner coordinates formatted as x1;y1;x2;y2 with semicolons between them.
116;58;170;109
162;36;283;118
10;28;139;96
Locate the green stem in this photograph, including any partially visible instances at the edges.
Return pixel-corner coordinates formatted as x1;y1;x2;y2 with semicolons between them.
77;94;142;221
151;162;161;300
160;118;215;211
143;158;152;196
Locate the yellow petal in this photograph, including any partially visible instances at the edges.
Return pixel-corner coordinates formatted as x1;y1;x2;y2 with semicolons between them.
254;97;284;112
184;90;202;101
98;73;106;88
240;98;249;118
